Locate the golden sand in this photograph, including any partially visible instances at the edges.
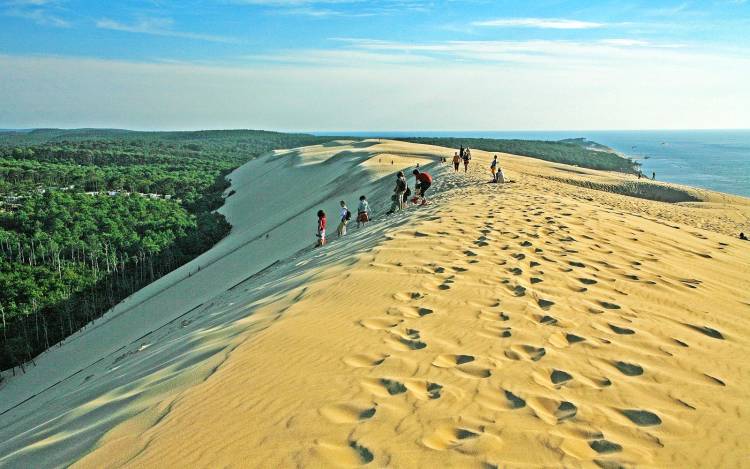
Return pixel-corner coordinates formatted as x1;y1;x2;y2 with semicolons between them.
75;143;750;468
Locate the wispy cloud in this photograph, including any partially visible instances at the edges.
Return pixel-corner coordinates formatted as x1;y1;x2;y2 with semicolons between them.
245;48;435;65
472;17;605;29
95;17;237;43
264;37;711;68
232;0;430;17
4;0;70;27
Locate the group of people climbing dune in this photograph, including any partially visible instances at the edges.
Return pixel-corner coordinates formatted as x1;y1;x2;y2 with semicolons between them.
386;168;433;215
316;195;371;247
315;144;508;247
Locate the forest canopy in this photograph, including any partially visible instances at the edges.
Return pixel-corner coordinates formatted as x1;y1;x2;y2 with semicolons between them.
0;129;337;371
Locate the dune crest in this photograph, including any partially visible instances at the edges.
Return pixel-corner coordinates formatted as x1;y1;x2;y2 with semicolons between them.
2;141;749;468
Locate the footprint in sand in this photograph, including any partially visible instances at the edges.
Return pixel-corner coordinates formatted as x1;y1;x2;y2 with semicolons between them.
407;380;444;400
478;310;509;322
526;396;575;424
481;323;512;338
620;409;662;427
422;425;485;451
433;353;475;366
387;305;434;319
537;298;555;309
551;369;573;385
504;390;526;409
375;378;407;395
393;291;425;302
680;278;702;289
614;361;644;376
505;344;546;362
359;317;403;330
555;402;577;422
314;440;374;466
684;323;724;340
385;329;427;351
609;323;635;335
320;403;377;424
589;439;622;454
343;353;389;368
363;378;443;400
565;333;585;344
432;354;493;378
539;315;558;325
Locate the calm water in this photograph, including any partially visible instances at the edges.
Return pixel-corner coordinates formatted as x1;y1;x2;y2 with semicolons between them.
316;130;750;198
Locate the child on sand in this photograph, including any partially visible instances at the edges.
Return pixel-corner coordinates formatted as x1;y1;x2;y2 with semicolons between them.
357;195;370;228
337;201;350;238
496;166;505;183
453;152;461;172
316;210;326;247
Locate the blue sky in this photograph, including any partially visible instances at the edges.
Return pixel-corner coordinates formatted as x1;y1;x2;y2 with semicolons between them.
1;0;749;130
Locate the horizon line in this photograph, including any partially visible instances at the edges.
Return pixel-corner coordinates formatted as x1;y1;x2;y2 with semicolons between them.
2;127;750;134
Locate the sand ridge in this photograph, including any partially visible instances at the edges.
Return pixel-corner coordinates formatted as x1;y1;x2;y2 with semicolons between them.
1;140;749;468
75;145;750;468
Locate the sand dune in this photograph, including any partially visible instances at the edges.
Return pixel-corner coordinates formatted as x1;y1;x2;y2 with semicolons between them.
2;140;749;468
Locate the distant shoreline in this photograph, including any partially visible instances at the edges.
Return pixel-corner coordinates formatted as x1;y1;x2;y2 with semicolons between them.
314;130;750;198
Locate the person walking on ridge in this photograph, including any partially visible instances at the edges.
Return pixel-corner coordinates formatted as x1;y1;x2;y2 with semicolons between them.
315;210;327;247
463;148;471;172
357;195;370;228
337;200;350;238
452;152;461;172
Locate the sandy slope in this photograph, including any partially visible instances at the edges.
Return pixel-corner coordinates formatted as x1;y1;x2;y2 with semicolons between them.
2;140;750;468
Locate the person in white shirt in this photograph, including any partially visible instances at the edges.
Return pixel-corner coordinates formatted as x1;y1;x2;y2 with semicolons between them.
337;200;350;237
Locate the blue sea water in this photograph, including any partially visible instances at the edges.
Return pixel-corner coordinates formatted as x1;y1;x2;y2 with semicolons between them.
315;130;750;198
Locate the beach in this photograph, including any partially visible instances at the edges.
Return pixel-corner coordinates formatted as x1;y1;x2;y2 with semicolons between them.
1;140;749;468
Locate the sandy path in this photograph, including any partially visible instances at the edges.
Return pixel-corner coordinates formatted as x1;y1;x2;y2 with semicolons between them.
76;151;750;468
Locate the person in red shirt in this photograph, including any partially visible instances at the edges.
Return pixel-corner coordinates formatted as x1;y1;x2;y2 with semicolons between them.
316;209;326;247
412;169;432;205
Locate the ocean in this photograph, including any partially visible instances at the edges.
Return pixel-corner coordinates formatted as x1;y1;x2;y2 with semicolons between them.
314;130;750;198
